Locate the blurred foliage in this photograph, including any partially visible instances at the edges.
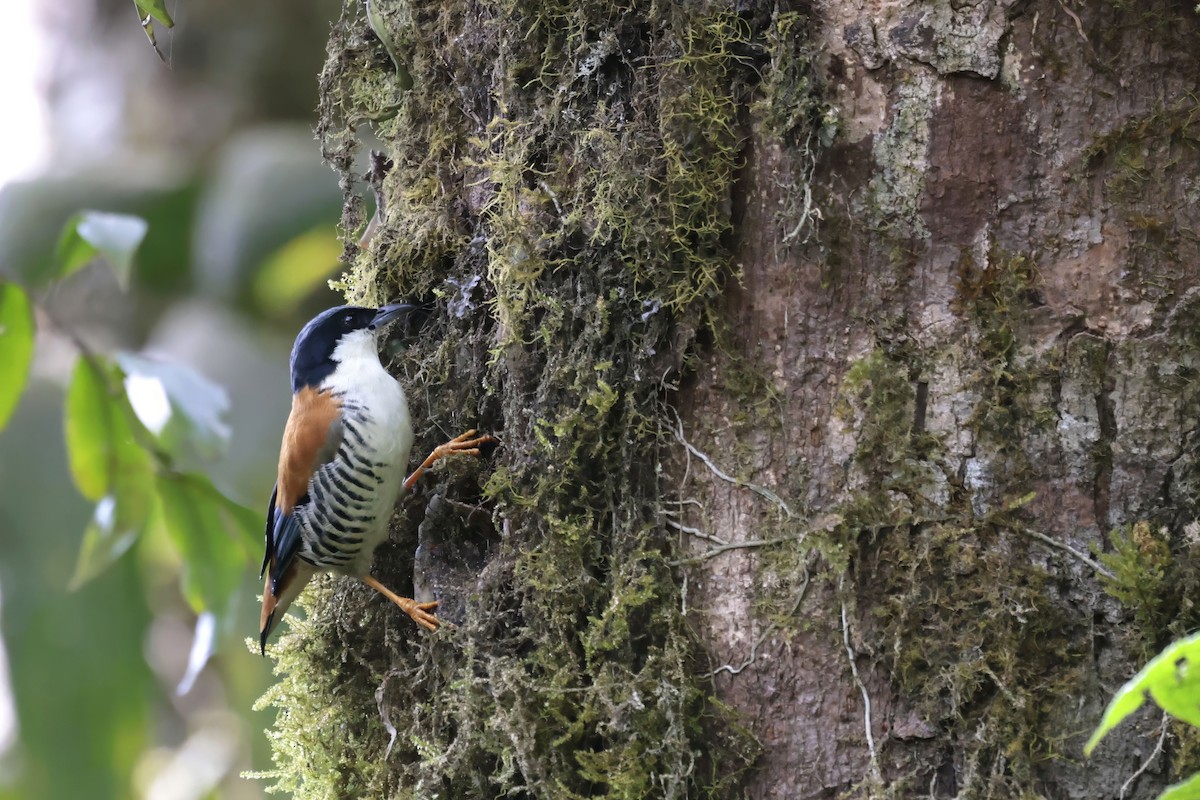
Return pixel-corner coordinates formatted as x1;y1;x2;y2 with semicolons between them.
0;1;360;797
65;355;158;586
51;210;149;290
253;223;345;318
0;284;33;429
0;209;284;798
0;402;153;800
1089;631;1200;798
2;212;262;686
0;375;158;799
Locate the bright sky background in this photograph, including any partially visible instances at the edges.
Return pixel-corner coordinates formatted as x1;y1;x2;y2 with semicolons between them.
0;0;44;760
0;0;49;192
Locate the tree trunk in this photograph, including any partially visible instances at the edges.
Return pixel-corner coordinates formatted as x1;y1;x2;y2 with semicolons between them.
258;1;1200;797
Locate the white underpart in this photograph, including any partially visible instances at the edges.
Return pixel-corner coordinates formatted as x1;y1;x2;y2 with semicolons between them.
319;327;413;576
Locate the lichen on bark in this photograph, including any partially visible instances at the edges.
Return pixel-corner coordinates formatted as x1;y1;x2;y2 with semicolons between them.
674;0;1200;795
254;1;825;797
252;0;1200;796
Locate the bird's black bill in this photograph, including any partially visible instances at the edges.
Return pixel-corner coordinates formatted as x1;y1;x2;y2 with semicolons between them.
369;303;417;330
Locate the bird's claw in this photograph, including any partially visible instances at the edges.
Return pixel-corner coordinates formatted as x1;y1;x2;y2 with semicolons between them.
405;599;441;631
404;429;498;491
438;429;497;457
363;575;443;631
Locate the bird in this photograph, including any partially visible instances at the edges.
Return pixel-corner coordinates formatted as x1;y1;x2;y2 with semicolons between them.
258;302;493;655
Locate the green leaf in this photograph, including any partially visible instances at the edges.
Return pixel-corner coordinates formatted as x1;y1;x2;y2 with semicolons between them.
156;474;259;696
51;211;149;289
133;0;173;27
132;1;171;63
65;357;158;587
365;0;412;87
1086;631;1200;756
156;472;247;615
0;283;35;431
65;359;116;501
51;215;97;284
213;490;265;558
117;352;231;459
1161;772;1200;800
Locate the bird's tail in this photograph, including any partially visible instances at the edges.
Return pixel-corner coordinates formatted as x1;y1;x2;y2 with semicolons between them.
259;562;315;655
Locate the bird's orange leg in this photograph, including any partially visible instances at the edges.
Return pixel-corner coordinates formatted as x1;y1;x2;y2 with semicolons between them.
403;429;497;492
363;575;440;631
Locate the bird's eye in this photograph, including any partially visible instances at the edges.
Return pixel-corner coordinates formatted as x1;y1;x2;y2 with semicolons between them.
343;313;356;326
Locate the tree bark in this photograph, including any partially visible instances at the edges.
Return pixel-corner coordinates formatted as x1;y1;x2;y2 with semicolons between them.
259;1;1200;798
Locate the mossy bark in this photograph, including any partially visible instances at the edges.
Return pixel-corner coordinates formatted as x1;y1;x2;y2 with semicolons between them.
257;0;1200;797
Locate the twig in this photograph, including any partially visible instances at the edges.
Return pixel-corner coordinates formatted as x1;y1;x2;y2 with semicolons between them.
842;592;882;786
1058;0;1089;44
1019;526;1114;580
672;414;796;519
664;514;727;546
669;533;807;566
782;129;823;244
782;180;818;243
1120;714;1167;800
711;625;771;678
980;664;1020;709
663;497;706;512
538;180;564;218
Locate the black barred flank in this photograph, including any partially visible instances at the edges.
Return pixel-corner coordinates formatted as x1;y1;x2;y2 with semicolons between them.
339;468;372;492
326;468;369;504
311;502;366;535
342;417;368;448
337;446;383;481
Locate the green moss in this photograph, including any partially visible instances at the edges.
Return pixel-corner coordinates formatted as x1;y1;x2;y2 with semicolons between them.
753;11;825;145
248;580;392;797
825;252;1091;793
838;345;937;469
1081;99;1200;205
836;445;1088;793
955;250;1057;449
1073;96;1200;310
1172;721;1200;784
823;245;1200;793
1096;517;1200;670
257;0;826;797
1098;521;1172;655
1095;0;1200;44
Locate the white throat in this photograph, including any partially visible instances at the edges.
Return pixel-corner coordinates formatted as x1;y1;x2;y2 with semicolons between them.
322;329;392;397
330;328;380;365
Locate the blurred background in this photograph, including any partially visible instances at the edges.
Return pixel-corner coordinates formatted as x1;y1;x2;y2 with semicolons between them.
0;0;356;797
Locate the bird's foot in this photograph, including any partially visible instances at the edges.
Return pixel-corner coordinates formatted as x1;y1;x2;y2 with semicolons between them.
399;598;441;631
404;429;498;491
362;575;441;631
